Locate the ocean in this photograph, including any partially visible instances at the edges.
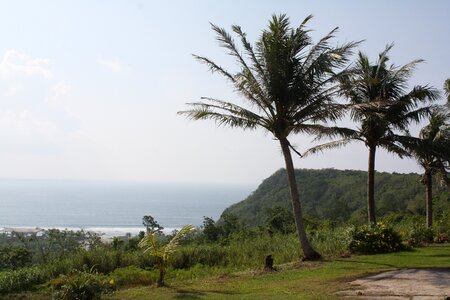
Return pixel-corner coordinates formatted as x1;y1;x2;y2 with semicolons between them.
0;179;254;237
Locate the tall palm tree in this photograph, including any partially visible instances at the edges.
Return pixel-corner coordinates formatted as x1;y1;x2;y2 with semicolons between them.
305;44;439;224
178;15;358;260
403;110;449;227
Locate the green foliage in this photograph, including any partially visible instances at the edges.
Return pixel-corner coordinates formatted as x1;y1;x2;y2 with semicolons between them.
264;206;295;234
109;266;155;287
434;206;450;242
139;224;194;286
0;267;45;294
309;223;352;257
385;215;435;246
405;226;434;247
170;232;301;270
0;229;102;266
221;168;449;226
51;269;112;300
142;215;163;233
349;222;404;254
0;246;31;270
201;217;221;242
219;213;242;239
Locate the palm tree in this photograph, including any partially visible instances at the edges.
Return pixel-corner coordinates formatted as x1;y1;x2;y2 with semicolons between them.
178;15;358;260
305;44;439;224
139;224;194;287
403;110;449;227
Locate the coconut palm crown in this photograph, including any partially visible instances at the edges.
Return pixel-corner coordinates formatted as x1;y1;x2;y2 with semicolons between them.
178;14;359;260
403;109;449;227
444;78;450;103
305;44;440;224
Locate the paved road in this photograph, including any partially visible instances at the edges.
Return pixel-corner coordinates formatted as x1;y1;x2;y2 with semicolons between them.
337;268;450;299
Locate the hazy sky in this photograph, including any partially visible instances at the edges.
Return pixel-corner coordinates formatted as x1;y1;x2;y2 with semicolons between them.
0;1;448;184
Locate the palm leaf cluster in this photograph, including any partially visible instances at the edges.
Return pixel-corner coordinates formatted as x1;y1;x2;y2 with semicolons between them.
307;44;439;158
179;14;358;142
415;111;450;178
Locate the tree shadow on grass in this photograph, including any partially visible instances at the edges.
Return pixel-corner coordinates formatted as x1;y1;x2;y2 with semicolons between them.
420;253;450;258
334;259;398;268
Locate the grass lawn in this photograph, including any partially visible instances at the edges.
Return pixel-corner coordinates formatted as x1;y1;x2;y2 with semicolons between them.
104;244;450;300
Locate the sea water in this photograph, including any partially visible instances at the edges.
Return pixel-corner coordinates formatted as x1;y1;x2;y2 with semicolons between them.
0;179;253;237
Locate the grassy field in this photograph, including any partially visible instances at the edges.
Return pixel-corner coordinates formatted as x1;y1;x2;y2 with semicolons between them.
104;244;450;300
2;244;448;300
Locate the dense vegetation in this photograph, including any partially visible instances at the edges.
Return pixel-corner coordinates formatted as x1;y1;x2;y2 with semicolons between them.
1;211;449;299
221;168;449;226
0;168;448;298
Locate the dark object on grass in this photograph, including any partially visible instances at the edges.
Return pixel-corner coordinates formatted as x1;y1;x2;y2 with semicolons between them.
265;255;274;271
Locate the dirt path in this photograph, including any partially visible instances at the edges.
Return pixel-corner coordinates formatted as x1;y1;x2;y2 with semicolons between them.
337;268;450;299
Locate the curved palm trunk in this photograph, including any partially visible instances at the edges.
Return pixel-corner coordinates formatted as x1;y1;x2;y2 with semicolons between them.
424;169;433;228
367;145;377;224
279;138;321;260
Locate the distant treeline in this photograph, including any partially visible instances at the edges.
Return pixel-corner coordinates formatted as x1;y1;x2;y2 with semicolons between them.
220;168;450;226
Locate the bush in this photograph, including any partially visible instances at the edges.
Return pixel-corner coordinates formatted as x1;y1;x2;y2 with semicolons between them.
404;225;434;247
171;244;228;269
349;222;404;254
109;266;154;287
0;246;31;270
434;210;450;243
0;267;46;294
51;269;113;300
309;224;352;257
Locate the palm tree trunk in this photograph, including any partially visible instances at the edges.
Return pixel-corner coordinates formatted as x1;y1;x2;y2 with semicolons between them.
279;138;321;260
157;259;165;287
424;170;433;228
367;145;377;224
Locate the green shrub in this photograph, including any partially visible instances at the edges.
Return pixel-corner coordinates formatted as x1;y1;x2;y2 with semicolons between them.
51;269;113;300
404;225;434;246
0;267;46;294
349;222;403;254
434;210;450;243
109;266;154;287
171;244;228;268
0;246;31;270
310;225;352;257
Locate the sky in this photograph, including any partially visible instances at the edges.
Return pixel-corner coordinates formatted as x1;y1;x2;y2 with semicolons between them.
0;0;448;185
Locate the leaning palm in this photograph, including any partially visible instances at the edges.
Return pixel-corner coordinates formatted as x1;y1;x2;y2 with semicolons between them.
139;224;194;286
402;109;449;227
305;44;439;223
179;14;358;260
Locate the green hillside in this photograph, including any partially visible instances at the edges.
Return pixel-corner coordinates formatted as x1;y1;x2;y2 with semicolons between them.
220;168;449;226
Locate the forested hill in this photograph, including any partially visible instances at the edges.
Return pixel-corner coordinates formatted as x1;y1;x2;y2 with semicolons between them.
220;168;449;226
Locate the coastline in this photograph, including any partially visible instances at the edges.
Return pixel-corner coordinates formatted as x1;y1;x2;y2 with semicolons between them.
0;226;182;239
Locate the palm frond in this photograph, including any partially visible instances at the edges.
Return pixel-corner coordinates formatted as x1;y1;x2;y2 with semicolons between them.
378;138;410;158
178;98;267;130
193;55;235;83
138;230;161;256
303;139;354;157
162;224;194;260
